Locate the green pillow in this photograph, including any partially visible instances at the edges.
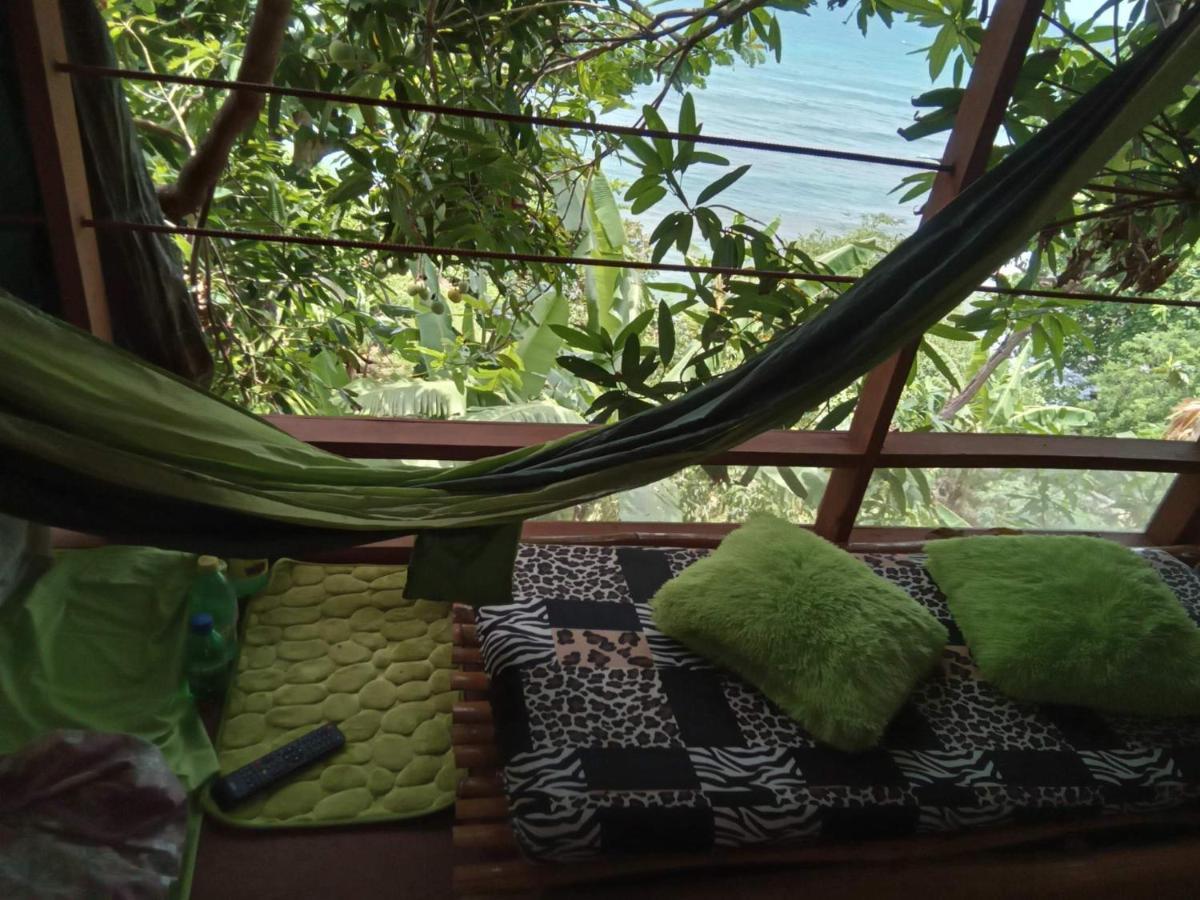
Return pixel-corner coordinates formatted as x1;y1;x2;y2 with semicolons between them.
651;516;947;752
925;535;1200;716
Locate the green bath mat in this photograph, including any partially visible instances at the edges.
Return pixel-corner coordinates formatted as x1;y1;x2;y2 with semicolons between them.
203;560;459;827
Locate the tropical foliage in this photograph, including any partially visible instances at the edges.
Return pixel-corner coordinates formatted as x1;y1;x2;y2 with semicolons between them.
108;0;1198;530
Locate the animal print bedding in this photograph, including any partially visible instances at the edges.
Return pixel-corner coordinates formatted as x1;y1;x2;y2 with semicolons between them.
476;544;1200;861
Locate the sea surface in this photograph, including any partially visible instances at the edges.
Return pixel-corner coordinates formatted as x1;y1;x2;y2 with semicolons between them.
603;5;952;240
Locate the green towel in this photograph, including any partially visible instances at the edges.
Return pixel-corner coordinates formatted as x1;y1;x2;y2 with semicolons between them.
0;546;217;790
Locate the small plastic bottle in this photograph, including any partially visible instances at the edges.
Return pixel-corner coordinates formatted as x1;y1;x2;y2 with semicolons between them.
185;612;229;702
188;555;239;657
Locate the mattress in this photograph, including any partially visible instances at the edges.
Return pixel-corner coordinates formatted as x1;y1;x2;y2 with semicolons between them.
474;544;1200;861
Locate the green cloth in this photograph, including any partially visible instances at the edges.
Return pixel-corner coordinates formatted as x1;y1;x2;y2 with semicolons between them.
651;517;947;751
204;560;458;827
926;536;1200;716
0;8;1197;602
0;546;218;790
407;523;521;605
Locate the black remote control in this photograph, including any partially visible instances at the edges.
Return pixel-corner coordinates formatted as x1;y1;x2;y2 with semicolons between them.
210;723;346;810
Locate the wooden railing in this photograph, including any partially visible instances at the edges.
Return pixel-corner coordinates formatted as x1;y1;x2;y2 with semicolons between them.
267;415;1200;550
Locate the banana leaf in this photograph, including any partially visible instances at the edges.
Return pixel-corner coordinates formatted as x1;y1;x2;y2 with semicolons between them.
0;7;1197;601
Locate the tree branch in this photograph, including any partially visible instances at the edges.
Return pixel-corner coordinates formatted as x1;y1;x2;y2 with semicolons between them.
134;117;189;147
158;0;292;222
937;327;1031;421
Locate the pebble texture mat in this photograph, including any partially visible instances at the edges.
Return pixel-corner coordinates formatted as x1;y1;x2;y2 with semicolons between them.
204;561;459;827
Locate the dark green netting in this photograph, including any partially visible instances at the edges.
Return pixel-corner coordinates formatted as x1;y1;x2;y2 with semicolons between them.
0;6;1197;602
0;0;211;382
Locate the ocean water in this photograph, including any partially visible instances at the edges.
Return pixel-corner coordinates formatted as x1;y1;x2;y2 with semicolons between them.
604;6;952;239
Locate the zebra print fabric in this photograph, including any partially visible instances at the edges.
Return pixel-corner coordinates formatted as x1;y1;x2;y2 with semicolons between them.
477;545;1200;861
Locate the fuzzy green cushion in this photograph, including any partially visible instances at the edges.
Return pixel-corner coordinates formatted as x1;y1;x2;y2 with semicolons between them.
926;535;1200;716
651;517;947;752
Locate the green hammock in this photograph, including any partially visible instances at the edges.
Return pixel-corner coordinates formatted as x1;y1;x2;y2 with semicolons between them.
1;8;1197;602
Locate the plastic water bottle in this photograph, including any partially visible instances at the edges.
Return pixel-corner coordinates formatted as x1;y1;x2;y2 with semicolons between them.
188;556;239;656
185;613;229;701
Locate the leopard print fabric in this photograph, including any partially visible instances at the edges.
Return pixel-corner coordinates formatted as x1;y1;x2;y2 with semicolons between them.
912;647;1070;751
522;663;681;748
512;544;633;604
554;628;653;669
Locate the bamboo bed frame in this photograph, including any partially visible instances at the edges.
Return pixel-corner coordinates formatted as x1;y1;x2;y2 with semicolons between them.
447;545;1200;899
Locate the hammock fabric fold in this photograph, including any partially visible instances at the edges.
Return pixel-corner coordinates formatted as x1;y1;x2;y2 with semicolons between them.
0;7;1197;602
0;0;211;382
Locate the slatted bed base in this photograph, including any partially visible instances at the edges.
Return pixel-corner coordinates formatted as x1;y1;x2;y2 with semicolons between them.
448;603;1200;898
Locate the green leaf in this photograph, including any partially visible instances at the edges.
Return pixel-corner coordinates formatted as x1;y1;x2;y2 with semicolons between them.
515;290;568;398
677;93;698;136
623;136;661;169
690;152;729;167
898;107;957;142
621;332;642;383
614;308;655;351
651;233;675;265
912;87;964;109
641;105;674;166
928;25;957;81
463;401;585;425
911;469;935;508
1177;90;1200;134
625;175;664;202
927;322;978;342
650;212;683;244
326;171;373;205
774;466;809;500
814;397;857;430
881;470;907;515
695;164;751;205
350;379;465;418
550;324;607;354
921;338;961;391
658;299;676;366
589;172;625;248
630;186;668;215
893;171;935;202
556;355;617;387
675;215;693;254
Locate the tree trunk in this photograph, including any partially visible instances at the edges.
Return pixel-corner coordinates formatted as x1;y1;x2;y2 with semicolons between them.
937;326;1031;421
158;0;292;221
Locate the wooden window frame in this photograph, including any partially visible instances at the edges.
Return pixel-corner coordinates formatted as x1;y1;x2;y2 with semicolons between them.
15;0;1200;548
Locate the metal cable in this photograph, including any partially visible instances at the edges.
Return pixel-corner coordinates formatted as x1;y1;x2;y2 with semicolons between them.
58;62;950;173
82;218;1200;309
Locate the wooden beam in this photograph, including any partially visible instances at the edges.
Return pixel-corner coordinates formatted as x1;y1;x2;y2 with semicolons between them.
814;0;1043;543
8;0;111;339
453;823;519;853
266;414;858;467
881;432;1200;473
266;415;1200;474
451;811;1200;896
1145;473;1200;546
455;796;509;823
293;521;1154;566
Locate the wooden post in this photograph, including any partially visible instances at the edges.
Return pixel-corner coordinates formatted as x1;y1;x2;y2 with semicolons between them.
814;0;1042;542
8;0;112;339
1145;471;1200;546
